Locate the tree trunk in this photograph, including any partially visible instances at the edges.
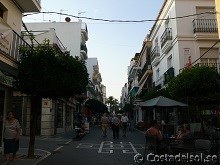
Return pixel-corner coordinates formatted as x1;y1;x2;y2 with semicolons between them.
28;96;41;158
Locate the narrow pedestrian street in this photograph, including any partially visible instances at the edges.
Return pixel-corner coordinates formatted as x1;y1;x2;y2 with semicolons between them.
34;126;146;165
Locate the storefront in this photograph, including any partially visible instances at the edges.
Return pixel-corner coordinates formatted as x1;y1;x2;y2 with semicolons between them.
0;70;14;149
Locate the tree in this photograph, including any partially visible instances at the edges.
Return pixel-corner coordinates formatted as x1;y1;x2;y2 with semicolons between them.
14;40;88;158
121;103;135;113
167;66;220;103
85;99;108;114
106;96;119;113
141;88;171;101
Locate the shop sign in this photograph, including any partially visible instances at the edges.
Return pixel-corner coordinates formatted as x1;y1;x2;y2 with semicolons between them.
202;109;220;116
0;18;13;55
0;71;13;87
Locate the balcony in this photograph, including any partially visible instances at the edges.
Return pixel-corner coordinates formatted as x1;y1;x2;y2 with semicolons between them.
0;18;30;76
80;44;88;60
129;86;139;99
81;23;88;41
128;65;141;79
164;67;175;85
138;63;152;83
13;0;41;12
192;19;218;40
22;29;66;52
151;46;160;67
194;63;219;71
160;28;172;54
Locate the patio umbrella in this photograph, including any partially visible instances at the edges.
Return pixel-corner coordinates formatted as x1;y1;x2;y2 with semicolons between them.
140;96;188;107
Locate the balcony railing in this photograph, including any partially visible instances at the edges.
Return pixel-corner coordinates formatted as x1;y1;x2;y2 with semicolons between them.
193;19;218;33
164;67;175;85
150;46;160;61
138;63;152;82
0;30;30;62
194;63;219;71
81;44;88;54
160;28;172;48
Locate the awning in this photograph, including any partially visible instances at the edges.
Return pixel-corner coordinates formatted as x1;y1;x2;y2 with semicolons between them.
140;96;188;107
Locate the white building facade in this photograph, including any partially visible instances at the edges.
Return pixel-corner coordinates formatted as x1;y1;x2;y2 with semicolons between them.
86;58;104;101
149;0;219;90
0;0;41;150
24;20;88;60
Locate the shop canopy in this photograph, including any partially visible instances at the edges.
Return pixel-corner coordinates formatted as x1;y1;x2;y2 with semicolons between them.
140;96;188;107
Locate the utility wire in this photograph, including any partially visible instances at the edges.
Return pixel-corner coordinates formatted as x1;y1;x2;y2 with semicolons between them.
23;11;216;23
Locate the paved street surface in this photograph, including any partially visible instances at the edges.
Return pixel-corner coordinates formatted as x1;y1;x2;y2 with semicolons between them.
37;126;146;165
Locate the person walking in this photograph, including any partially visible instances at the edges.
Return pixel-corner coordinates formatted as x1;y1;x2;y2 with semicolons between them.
3;111;20;164
100;113;109;137
121;113;129;137
111;114;120;139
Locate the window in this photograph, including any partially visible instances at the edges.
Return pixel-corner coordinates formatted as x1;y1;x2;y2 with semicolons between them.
167;55;172;69
0;8;3;18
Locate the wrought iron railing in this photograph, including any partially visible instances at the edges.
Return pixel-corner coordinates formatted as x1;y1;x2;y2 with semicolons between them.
160;28;172;48
3;30;30;62
193;19;218;33
150;46;160;61
194;63;219;69
81;44;87;53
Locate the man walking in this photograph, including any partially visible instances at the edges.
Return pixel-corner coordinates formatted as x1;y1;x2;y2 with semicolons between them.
121;113;129;137
111;114;120;139
100;113;109;137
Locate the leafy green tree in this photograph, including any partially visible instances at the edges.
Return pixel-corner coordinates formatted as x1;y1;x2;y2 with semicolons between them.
85;99;108;114
14;40;88;158
106;96;119;113
167;66;220;103
121;103;135;113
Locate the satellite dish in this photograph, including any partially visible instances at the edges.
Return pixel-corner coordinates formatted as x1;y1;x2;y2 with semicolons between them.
65;17;71;22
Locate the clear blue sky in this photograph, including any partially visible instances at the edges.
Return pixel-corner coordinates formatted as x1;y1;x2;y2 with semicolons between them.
23;0;164;100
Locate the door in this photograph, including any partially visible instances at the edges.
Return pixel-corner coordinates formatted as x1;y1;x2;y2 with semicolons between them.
0;90;5;146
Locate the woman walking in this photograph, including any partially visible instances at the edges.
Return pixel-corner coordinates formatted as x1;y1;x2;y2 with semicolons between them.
3;111;20;164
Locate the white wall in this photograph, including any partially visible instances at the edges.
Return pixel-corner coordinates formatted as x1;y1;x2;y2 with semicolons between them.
149;0;217;86
1;0;22;33
24;22;82;57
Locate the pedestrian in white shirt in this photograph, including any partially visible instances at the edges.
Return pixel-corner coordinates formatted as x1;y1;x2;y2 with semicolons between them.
121;113;129;137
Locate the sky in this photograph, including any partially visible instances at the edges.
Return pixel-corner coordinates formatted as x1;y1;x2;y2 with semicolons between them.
23;0;164;101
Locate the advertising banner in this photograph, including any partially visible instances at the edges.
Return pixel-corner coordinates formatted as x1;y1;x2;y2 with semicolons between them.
0;18;13;55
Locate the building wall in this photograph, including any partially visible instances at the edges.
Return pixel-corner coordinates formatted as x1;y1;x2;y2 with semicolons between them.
41;99;55;136
216;0;220;38
0;0;22;33
150;0;218;86
25;22;82;58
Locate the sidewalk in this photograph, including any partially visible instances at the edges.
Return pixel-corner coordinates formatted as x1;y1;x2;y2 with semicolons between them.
1;130;76;165
1;148;50;165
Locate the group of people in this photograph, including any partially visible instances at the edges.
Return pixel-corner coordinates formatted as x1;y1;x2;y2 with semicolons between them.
145;120;191;153
100;113;130;139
